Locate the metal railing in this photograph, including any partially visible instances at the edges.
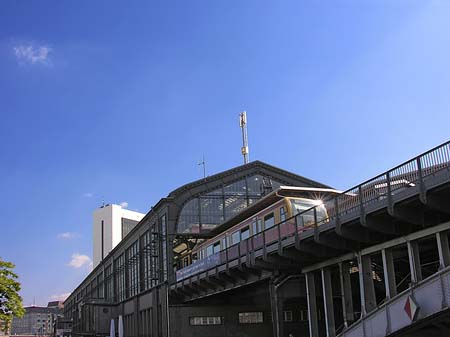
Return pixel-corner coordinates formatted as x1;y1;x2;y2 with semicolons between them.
176;141;450;284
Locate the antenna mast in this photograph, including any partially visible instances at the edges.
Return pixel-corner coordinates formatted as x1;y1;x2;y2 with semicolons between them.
239;111;249;164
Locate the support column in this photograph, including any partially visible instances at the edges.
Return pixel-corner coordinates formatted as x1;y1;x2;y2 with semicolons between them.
407;241;422;283
382;249;397;299
306;272;319;337
269;280;284;337
436;232;450;270
321;268;336;337
358;253;376;315
339;262;354;327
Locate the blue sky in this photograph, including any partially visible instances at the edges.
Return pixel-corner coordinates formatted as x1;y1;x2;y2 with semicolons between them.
1;0;450;306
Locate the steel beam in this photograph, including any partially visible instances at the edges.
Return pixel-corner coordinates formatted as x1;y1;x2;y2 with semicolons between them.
339;261;354;326
321;268;336;337
306;272;319;337
382;248;397;299
358;253;377;315
436;232;450;270
407;240;422;283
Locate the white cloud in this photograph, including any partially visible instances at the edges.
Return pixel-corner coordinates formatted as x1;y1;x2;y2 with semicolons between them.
57;232;78;240
50;293;71;302
67;253;91;268
119;201;128;209
83;192;94;198
13;43;52;65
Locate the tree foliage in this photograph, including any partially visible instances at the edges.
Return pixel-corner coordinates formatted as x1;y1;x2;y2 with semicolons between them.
0;258;25;333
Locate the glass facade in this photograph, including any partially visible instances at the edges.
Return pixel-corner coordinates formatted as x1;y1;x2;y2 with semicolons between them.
177;174;285;233
115;254;126;302
105;264;114;300
126;241;139;297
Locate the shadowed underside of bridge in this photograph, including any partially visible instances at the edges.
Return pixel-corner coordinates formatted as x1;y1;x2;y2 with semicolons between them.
170;141;450;337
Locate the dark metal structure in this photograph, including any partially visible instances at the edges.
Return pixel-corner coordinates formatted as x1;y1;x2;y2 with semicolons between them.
65;141;450;337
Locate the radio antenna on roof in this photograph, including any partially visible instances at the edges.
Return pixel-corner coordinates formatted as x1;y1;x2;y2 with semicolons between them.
239;111;249;164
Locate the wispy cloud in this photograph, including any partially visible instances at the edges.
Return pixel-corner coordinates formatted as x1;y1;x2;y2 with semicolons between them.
57;232;79;240
119;201;128;209
13;43;52;65
50;293;71;302
67;253;91;268
83;192;94;198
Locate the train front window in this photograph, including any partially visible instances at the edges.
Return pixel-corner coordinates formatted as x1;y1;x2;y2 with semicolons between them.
291;199;328;225
264;213;275;229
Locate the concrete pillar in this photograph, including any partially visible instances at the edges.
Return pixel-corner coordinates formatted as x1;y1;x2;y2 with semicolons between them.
436;232;450;269
321;268;336;337
382;249;397;299
407;241;422;283
339;261;354;327
358;253;377;315
306;272;319;337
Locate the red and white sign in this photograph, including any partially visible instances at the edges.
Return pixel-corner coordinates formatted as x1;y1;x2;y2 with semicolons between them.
404;295;419;321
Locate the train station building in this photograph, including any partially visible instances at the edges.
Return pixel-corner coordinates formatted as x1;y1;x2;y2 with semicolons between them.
64;160;332;337
64;142;450;337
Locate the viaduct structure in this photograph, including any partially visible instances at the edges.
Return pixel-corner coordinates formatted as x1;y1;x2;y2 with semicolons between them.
64;141;450;337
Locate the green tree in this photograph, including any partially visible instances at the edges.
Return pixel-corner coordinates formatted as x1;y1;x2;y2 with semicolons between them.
0;258;24;333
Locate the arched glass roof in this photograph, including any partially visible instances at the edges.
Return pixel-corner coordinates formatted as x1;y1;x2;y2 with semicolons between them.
177;174;284;233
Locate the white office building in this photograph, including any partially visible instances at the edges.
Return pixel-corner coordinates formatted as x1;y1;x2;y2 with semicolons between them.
93;204;145;268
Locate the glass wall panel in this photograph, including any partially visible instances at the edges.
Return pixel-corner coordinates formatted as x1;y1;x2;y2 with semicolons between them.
177;198;200;233
126;241;139;297
176;174;286;234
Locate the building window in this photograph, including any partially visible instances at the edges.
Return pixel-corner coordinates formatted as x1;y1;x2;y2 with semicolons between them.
126;241;139;297
300;309;308;321
189;316;222;326
283;310;293;322
238;312;264;324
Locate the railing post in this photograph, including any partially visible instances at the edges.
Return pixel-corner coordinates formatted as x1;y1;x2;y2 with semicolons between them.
294;214;300;249
277;220;282;254
358;185;364;215
386;172;394;215
407;240;422;284
417;157;427;204
313;207;319;241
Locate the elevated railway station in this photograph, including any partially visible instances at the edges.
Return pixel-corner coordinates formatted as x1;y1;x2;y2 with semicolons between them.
64;141;450;337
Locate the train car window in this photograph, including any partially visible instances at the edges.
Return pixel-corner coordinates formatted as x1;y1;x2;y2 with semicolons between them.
206;245;213;257
241;226;250;240
280;207;286;222
221;237;227;250
264;213;275;229
213;241;221;254
231;231;240;245
252;220;257;235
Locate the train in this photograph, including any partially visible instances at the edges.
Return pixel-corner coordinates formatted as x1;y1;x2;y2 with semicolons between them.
175;186;341;281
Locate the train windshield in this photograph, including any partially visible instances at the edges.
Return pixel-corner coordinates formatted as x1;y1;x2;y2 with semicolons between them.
290;198;328;226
